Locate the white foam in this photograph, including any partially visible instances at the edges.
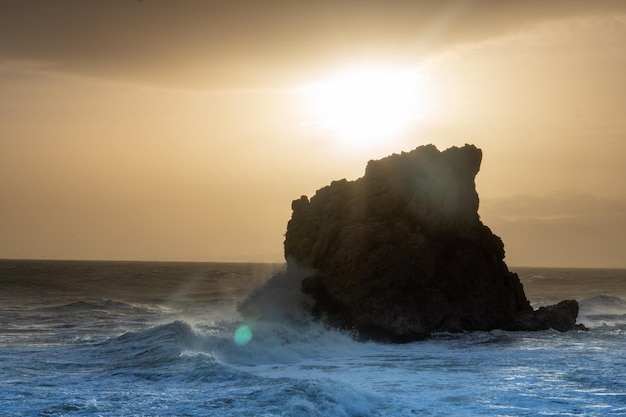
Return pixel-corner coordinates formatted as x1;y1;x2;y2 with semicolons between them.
578;295;626;329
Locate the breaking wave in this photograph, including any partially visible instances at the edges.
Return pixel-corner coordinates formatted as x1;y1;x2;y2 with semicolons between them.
579;294;626;330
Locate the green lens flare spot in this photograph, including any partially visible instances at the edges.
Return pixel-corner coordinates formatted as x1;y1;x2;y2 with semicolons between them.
233;324;253;346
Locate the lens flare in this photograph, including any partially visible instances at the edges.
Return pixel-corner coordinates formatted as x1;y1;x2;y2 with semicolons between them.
233;324;253;346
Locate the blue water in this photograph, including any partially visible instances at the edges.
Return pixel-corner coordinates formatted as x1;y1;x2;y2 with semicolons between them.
1;260;625;416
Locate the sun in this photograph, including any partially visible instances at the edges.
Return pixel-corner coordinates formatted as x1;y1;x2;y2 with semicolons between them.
297;66;429;149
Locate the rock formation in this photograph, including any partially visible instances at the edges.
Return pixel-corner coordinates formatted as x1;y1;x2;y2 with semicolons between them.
284;144;582;342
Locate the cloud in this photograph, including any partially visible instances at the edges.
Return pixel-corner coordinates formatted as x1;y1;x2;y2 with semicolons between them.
2;0;625;88
480;192;626;267
481;191;626;220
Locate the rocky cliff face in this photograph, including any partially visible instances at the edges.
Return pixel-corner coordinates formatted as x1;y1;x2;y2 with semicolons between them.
284;144;581;342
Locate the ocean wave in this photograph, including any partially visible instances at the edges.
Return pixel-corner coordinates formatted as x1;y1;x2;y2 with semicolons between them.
232;378;386;417
88;320;393;416
85;289;626;391
96;320;199;366
98;315;367;369
579;295;626;330
25;311;625;416
97;292;626;377
98;291;626;372
44;299;167;315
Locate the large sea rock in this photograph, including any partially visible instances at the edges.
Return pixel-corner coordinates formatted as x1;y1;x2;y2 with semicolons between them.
284;144;582;342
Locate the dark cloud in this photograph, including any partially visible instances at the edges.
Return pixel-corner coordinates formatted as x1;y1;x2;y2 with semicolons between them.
1;0;625;88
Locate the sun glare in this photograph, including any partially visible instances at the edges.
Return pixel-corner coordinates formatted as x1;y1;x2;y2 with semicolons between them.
297;66;429;149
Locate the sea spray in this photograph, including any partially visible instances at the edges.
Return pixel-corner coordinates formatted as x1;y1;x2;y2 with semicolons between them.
236;264;315;323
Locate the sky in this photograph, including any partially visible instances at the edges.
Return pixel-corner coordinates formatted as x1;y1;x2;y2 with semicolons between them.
1;0;626;267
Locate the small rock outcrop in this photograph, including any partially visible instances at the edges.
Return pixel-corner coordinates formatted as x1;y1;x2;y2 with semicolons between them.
284;144;582;342
506;299;585;332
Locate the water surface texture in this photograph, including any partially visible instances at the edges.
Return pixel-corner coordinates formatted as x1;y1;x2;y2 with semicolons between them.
1;260;625;416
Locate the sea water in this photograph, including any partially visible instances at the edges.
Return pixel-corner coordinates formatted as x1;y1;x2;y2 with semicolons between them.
1;260;625;416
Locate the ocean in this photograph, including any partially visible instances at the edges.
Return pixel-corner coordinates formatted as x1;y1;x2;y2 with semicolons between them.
1;260;625;416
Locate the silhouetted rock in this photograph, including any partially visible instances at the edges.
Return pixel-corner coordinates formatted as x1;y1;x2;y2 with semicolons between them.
284;144;582;342
507;299;587;332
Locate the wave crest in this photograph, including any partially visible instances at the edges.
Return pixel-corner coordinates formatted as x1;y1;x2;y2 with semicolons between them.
579;295;626;329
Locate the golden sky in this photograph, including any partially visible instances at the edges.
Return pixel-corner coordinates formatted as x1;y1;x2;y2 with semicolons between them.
1;0;626;266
